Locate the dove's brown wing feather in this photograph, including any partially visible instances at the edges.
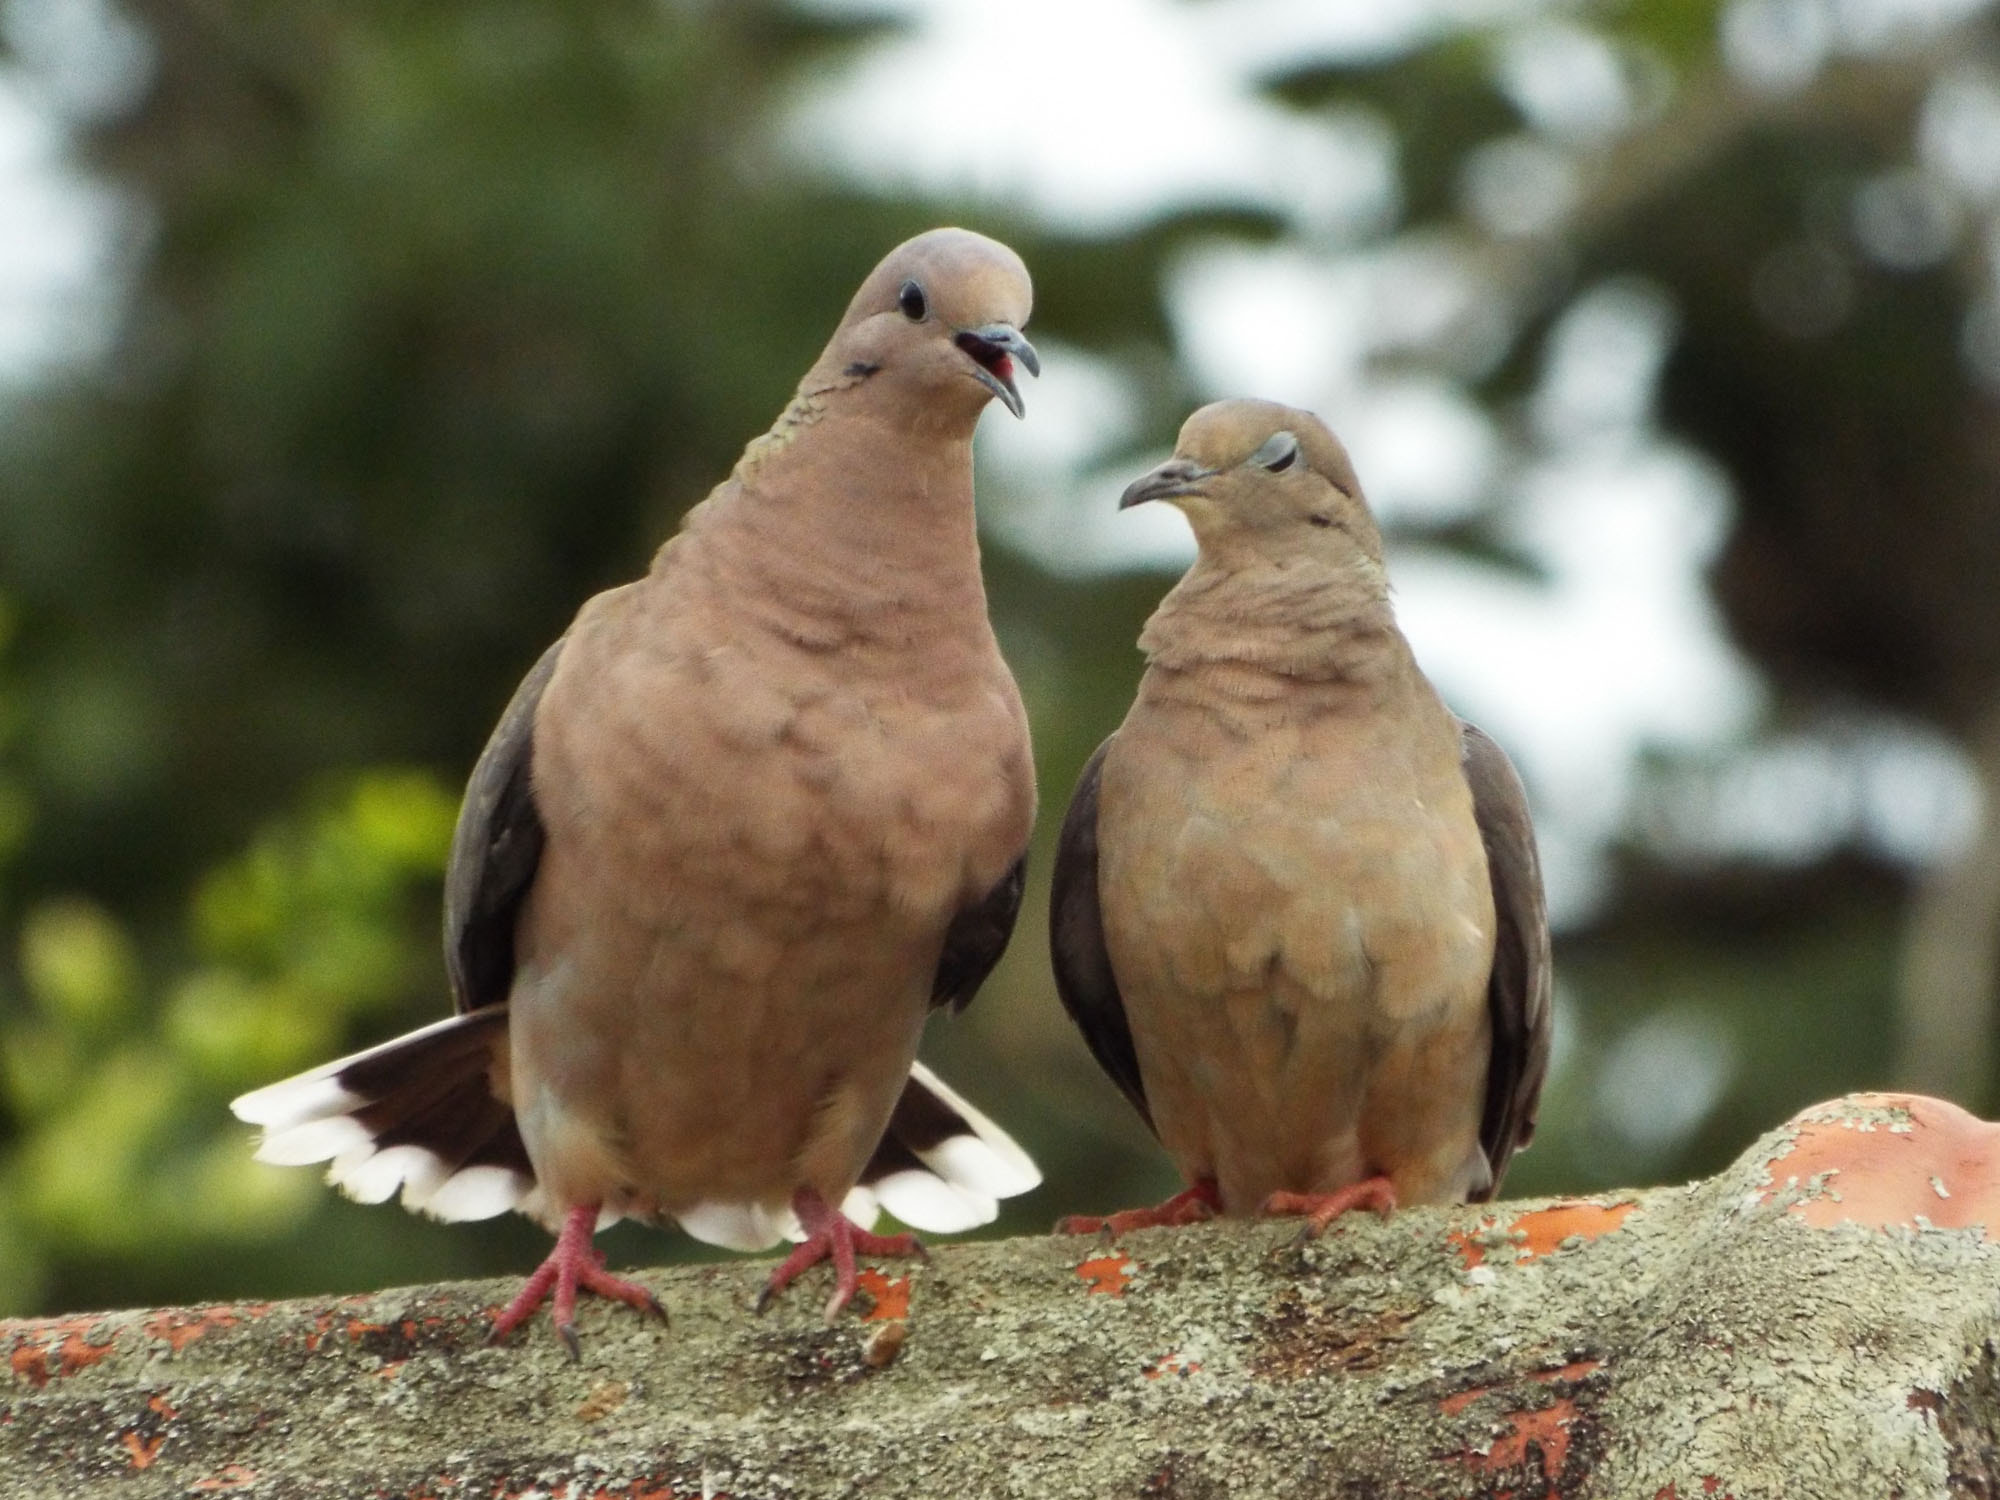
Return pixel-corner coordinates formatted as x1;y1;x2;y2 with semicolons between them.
1460;718;1553;1200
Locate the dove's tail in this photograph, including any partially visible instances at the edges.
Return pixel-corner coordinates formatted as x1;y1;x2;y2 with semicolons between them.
659;1061;1044;1252
232;1014;1040;1245
847;1059;1043;1234
230;1006;537;1223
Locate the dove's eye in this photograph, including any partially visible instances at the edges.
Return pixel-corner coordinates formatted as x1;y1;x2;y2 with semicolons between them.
898;280;928;321
1251;431;1299;473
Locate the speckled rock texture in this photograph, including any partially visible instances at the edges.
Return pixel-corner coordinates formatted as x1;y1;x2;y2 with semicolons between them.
5;1091;1999;1498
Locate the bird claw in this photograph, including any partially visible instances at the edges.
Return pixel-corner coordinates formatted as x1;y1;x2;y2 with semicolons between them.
759;1187;926;1321
1054;1180;1223;1237
1262;1177;1399;1240
486;1204;665;1355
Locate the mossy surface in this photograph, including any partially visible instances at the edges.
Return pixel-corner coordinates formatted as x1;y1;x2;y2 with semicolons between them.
3;1094;1997;1498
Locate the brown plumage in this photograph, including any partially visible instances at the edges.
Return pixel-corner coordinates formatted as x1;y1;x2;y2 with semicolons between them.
234;228;1043;1350
1050;399;1551;1235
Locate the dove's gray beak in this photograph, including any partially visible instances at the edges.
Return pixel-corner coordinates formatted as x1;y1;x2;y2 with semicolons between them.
957;324;1040;418
1119;458;1210;510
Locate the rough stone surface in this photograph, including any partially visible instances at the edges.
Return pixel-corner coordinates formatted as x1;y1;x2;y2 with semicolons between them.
4;1092;1999;1498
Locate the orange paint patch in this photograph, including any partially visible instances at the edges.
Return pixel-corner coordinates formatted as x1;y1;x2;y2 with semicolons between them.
58;1329;117;1376
1452;1398;1583;1497
1075;1252;1134;1296
190;1465;260;1492
1439;1385;1487;1417
144;1304;269;1353
121;1429;166;1469
853;1267;911;1322
1762;1093;2000;1240
1510;1202;1638;1261
8;1344;46;1387
303;1295;376;1352
1447;1219;1495;1267
117;1387;180;1470
1451;1201;1638;1269
4;1315;118;1386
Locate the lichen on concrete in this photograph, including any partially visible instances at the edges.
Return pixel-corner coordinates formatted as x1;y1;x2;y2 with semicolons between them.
4;1092;1998;1497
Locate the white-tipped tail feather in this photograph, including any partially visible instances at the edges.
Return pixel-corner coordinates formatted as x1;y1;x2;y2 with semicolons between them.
229;1007;534;1224
677;1199;801;1253
666;1063;1041;1250
229;1010;479;1128
425;1164;538;1222
251;1114;372;1167
902;1060;1043;1199
870;1170;994;1234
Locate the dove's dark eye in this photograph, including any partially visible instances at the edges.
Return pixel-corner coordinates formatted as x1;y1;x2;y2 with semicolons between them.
1250;431;1300;473
898;280;928;321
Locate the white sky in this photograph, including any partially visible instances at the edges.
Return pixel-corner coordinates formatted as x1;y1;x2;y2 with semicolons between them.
786;0;1523;231
0;71;125;380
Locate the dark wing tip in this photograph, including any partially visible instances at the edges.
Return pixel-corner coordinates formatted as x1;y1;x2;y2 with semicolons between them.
444;639;562;1014
1050;740;1154;1133
931;852;1028;1014
1460;719;1554;1197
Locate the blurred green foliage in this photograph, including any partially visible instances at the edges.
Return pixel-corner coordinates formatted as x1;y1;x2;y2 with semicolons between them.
3;0;1998;1315
0;770;458;1312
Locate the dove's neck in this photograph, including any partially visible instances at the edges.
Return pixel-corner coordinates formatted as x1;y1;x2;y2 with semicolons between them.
1138;551;1409;699
662;402;994;660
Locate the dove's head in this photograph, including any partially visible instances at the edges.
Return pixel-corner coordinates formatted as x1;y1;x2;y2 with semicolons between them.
825;228;1039;425
1119;399;1382;566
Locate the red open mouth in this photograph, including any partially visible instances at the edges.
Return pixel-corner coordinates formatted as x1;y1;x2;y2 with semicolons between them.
954;327;1035;417
956;332;1015;385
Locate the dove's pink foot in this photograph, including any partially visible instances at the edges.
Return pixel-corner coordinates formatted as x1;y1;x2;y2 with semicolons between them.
1261;1175;1399;1237
488;1203;665;1358
756;1187;926;1322
1055;1177;1223;1236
